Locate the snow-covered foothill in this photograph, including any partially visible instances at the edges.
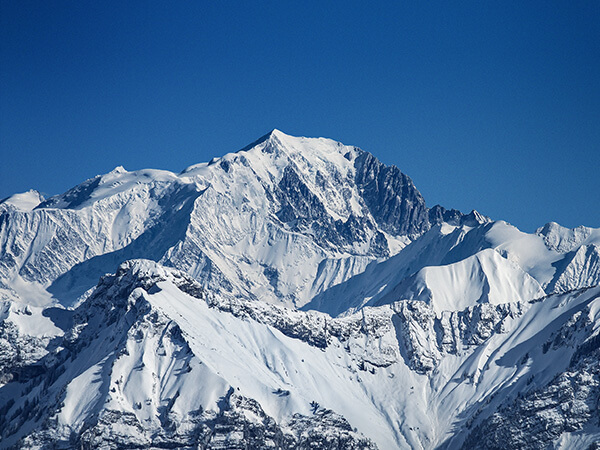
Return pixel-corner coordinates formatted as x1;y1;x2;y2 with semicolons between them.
1;260;599;449
307;219;600;317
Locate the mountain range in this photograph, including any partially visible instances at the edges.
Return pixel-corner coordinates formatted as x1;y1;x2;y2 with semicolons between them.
1;130;599;449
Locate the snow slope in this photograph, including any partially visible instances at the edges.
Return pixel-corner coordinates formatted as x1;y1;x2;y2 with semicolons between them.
1;260;600;449
374;248;545;315
537;221;600;253
306;219;600;317
1;130;600;449
0;190;44;212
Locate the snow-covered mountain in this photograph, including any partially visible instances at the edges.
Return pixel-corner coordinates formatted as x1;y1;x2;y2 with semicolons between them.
1;130;599;449
1;130;460;311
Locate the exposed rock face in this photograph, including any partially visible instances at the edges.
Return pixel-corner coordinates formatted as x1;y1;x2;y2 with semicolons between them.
0;317;49;385
25;392;378;450
354;150;430;238
462;301;600;450
428;204;465;226
274;163;389;257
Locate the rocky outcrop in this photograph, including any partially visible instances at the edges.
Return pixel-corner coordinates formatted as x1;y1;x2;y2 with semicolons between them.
463;336;600;449
354;150;430;238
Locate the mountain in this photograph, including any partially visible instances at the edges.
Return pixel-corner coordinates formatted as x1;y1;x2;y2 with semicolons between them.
0;130;461;311
2;260;600;449
1;130;599;449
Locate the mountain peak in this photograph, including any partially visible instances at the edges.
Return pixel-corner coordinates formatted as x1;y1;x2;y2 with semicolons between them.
3;131;600;450
269;128;285;137
536;221;598;253
0;190;44;214
461;209;490;226
0;189;45;212
238;129;352;158
109;165;127;175
237;129;287;153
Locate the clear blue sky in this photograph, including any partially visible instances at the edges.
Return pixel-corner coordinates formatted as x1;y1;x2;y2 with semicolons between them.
1;1;599;232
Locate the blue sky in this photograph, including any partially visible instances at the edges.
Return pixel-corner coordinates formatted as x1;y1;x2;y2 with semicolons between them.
1;1;598;231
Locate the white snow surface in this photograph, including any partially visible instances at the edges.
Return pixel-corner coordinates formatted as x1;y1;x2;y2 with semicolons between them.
537;221;600;253
306;219;599;317
0;190;44;212
1;130;598;317
375;248;545;315
3;260;600;449
1;131;600;448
